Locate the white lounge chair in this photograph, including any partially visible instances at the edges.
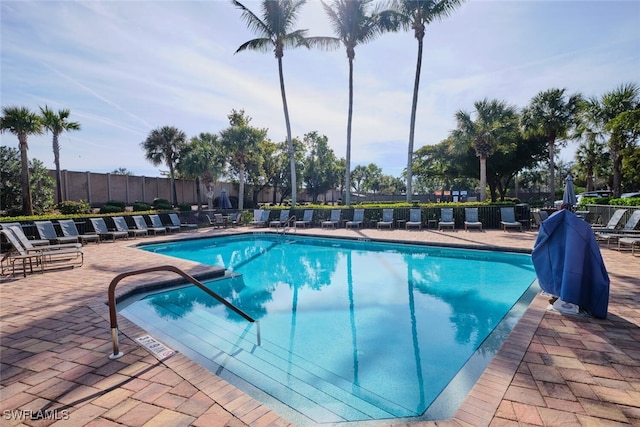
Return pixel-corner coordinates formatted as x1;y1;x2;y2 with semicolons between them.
295;210;314;228
270;210;290;228
346;209;364;229
591;208;627;232
58;219;100;244
464;207;482;231
438;208;455;231
113;216;148;238
133;215;166;235
168;213;198;231
89;218;129;241
35;220;81;244
322;209;342;229
377;209;394;229
249;210;270;227
149;214;179;233
500;207;522;231
0;222;50;246
406;209;422;230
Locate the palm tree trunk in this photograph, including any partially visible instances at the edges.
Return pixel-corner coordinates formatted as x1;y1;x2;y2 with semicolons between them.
345;58;354;206
169;163;178;207
53;133;63;203
195;177;202;210
479;155;487;202
238;162;245;211
278;57;296;207
19;135;33;215
406;35;424;203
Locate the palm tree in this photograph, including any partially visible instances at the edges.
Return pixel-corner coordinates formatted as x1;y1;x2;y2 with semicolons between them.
574;137;608;192
321;0;394;206
178;133;226;210
233;0;313;208
390;0;465;202
452;98;518;202
140;126;187;206
522;88;581;202
219;110;267;211
593;83;639;197
0;106;43;215
39;106;81;204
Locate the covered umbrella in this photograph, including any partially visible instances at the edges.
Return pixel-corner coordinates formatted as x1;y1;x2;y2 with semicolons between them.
218;188;232;209
562;174;577;211
531;209;610;318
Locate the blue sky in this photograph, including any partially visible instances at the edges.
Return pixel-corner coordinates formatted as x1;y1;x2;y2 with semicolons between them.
1;0;638;179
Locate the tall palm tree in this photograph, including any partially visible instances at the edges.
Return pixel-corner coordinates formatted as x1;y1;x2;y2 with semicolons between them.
0;106;43;215
390;0;465;202
140;126;187;207
39;106;81;204
233;0;313;208
452;98;518;202
219;109;267;211
321;0;394;206
522;88;581;202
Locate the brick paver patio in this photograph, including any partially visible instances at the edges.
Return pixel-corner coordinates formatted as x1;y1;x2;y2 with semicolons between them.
1;225;638;426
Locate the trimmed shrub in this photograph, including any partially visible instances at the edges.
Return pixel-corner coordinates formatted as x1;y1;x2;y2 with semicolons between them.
132;201;152;212
152;198;172;210
99;204;125;214
177;203;192;212
57;200;91;215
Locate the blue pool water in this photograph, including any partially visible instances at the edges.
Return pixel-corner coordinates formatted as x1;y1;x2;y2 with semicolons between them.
121;234;538;425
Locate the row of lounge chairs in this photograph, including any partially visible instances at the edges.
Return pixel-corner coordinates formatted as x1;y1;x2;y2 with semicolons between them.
245;207;523;232
591;209;640;254
1;225;83;277
533;207;640;255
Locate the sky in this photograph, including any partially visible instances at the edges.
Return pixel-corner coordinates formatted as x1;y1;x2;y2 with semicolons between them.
1;0;639;179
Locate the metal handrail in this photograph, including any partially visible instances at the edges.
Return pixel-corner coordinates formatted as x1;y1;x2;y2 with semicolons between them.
278;215;296;234
107;265;260;359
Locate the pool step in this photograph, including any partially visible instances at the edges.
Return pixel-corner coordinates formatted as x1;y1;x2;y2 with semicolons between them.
121;302;415;423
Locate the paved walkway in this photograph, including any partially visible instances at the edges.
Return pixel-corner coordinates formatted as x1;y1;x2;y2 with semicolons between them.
1;225;638;426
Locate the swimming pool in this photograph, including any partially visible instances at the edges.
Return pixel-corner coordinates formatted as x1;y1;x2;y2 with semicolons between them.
121;234;538;425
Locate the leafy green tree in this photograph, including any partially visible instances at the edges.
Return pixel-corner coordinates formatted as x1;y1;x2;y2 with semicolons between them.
451;98;519;201
390;0;465;202
141;126;187;206
363;163;383;196
321;0;395;205
0;146;56;215
622;145;640;192
0;146;22;214
30;158;55;215
219;110;267;210
0;105;43;215
522;88;582;201
244;139;273;206
178;133;226;210
303;131;339;203
233;0;333;207
39;105;81;203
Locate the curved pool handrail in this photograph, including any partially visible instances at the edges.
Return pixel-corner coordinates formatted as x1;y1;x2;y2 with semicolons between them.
107;265;259;359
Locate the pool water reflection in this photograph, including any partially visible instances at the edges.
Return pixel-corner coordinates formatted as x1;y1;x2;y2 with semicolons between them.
122;235;537;424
